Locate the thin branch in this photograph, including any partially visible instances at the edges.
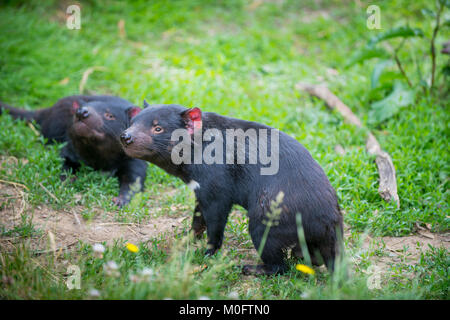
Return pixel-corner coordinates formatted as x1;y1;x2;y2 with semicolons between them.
393;53;412;88
430;0;444;90
296;83;400;208
0;179;29;190
393;39;413;88
38;182;60;203
79;66;107;94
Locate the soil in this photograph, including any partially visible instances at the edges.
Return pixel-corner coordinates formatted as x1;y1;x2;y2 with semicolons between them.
0;182;188;253
1;180;449;270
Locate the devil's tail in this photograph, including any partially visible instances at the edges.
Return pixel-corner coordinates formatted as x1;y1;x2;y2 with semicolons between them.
0;101;37;122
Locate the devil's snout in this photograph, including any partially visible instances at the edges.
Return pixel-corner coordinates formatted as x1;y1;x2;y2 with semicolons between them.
76;106;89;120
120;132;134;145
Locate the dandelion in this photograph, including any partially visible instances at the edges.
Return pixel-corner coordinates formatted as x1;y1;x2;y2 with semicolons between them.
126;242;139;253
92;243;105;259
296;264;315;275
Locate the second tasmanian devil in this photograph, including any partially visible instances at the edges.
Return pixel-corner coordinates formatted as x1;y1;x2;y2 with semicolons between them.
0;95;147;207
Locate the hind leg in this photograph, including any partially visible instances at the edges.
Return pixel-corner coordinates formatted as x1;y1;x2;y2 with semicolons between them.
242;220;288;276
318;242;338;272
292;244;304;260
242;250;287;275
301;240;337;272
292;243;322;266
316;226;342;272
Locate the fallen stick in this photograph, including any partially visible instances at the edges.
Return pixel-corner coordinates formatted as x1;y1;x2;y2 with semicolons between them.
0;179;29;191
33;240;78;256
79;66;107;94
38;182;60;203
296;83;400;208
68;209;83;229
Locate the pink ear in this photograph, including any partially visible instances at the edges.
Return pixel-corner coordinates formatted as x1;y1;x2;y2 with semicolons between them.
71;101;80;115
128;107;141;118
186;107;202;121
183;107;202;134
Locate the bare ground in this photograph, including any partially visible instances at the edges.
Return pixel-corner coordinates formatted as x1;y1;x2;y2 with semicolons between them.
0;182;188;253
0;181;449;271
343;223;450;276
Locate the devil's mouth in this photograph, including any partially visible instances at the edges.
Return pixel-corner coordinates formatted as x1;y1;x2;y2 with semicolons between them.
72;120;105;139
122;144;155;159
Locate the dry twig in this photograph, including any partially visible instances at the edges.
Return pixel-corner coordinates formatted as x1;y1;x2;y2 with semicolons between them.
79;66;107;94
38;182;60;203
296;83;400;208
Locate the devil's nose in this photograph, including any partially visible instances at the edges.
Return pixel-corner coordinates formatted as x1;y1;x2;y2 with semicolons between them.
120;132;134;145
76;107;89;119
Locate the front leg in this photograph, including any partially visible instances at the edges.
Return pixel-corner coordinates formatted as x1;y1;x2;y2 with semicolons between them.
197;195;232;256
114;158;147;207
191;204;206;239
60;144;80;182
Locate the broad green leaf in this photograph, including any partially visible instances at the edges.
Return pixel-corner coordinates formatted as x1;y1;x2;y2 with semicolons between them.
442;65;450;76
371;59;394;89
368;26;424;47
345;46;389;68
369;81;415;124
421;8;436;18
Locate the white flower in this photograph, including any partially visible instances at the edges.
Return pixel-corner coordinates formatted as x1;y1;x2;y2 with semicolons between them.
140;268;154;278
227;291;239;299
105;260;118;270
93;243;105;258
88;289;101;298
129;268;155;283
104;260;120;277
129;274;140;283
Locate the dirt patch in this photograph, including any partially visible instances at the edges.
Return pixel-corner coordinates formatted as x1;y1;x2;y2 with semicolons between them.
0;182;188;253
1;181;448;268
382;234;449;258
367;233;449;270
344;223;450;275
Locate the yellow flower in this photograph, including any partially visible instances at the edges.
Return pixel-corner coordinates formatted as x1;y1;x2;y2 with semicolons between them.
126;242;139;253
296;264;315;275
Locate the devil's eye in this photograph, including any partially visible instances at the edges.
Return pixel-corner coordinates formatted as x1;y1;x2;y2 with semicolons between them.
104;113;116;120
154;126;163;133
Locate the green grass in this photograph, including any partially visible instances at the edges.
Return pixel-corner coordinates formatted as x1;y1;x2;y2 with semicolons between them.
0;0;448;299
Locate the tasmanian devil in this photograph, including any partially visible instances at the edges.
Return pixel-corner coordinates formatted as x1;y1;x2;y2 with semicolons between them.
120;103;343;275
0;95;147;207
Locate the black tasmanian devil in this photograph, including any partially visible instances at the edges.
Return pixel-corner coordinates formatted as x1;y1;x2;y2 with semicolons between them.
120;103;343;275
0;95;147;207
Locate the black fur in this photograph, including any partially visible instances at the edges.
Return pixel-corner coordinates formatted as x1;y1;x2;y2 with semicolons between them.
0;95;147;207
121;104;343;274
